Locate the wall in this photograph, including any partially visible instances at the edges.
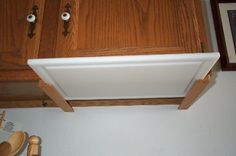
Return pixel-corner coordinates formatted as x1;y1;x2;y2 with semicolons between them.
1;71;236;156
1;0;236;156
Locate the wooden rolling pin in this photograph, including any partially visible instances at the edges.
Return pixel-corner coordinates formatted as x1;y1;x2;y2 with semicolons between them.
0;141;11;156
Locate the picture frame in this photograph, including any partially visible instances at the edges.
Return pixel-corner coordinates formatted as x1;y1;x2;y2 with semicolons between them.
211;0;236;70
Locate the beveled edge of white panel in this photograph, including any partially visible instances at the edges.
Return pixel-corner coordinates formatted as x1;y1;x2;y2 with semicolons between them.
28;53;220;66
27;53;220;99
65;95;186;101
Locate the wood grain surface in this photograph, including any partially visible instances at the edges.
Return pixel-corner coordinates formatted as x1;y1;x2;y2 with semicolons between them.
27;136;41;156
55;0;204;57
69;98;182;107
179;74;212;109
0;100;56;108
0;98;182;108
0;70;39;81
194;0;209;51
7;131;26;156
0;142;12;156
38;80;74;112
0;0;45;65
38;0;60;58
0;0;31;54
0;81;46;101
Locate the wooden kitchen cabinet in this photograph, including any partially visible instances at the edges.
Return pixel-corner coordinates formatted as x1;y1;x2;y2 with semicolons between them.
0;0;46;103
1;0;218;111
53;0;208;57
0;0;208;66
0;0;207;75
0;0;45;65
0;0;46;82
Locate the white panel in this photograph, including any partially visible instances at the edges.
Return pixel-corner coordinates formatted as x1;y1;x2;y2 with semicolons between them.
28;53;220;100
46;62;200;99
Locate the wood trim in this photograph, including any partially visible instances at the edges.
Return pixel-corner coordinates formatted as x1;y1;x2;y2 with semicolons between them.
0;98;183;108
194;0;210;51
0;100;56;108
69;98;182;107
178;73;212;109
55;47;188;58
38;80;74;112
0;69;39;82
0;95;48;101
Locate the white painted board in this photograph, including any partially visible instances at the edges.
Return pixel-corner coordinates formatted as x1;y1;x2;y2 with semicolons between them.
28;53;219;100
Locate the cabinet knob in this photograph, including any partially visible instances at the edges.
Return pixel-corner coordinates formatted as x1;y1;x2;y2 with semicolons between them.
27;5;38;38
61;3;71;36
61;12;70;21
27;14;36;23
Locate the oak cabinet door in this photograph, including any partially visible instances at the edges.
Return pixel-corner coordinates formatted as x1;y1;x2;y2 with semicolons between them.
0;0;45;65
55;0;206;57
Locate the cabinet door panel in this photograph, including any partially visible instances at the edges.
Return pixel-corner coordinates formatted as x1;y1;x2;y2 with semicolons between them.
0;0;45;65
55;0;204;57
0;0;29;54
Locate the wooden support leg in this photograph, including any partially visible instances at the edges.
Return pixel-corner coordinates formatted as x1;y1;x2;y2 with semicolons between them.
38;80;74;112
178;74;212;110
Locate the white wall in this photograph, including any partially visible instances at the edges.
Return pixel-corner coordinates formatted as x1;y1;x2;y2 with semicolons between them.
1;71;236;156
1;0;236;156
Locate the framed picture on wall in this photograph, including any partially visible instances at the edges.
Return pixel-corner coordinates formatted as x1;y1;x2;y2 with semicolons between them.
211;0;236;70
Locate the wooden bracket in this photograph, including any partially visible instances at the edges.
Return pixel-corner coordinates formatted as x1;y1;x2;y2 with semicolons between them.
178;73;212;109
38;80;74;112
